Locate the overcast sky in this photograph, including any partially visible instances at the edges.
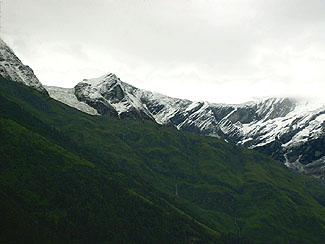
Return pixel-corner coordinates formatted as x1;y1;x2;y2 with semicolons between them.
3;0;325;103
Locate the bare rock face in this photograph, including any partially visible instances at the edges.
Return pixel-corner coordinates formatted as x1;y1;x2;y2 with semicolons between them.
0;39;48;95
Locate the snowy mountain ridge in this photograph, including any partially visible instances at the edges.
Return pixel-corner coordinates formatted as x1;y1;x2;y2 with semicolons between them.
46;73;325;179
0;37;323;179
0;39;48;95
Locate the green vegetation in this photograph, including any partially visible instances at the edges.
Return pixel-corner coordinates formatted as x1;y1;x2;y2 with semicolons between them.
1;77;325;243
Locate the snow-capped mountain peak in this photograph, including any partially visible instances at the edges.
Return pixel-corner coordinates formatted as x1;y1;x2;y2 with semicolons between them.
82;73;119;86
74;73;154;120
0;39;48;95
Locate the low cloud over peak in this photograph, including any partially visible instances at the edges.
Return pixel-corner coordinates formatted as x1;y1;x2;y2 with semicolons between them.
4;0;325;103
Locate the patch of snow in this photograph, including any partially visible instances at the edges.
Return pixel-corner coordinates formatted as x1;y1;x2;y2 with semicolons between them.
45;86;99;115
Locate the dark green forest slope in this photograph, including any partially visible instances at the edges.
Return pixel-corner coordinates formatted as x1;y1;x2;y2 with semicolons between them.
1;77;325;243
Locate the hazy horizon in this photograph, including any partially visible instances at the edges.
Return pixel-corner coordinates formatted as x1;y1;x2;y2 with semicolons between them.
3;0;325;103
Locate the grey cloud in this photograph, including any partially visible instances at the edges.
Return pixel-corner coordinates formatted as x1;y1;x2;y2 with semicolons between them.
3;0;325;103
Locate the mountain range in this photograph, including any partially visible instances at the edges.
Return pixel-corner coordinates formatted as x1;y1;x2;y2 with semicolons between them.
2;38;325;243
1;38;324;179
46;73;325;179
